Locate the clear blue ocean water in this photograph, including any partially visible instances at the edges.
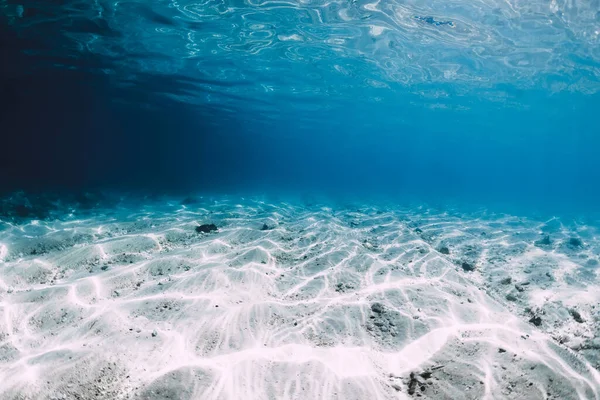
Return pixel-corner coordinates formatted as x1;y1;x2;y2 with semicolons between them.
3;4;600;398
1;0;599;217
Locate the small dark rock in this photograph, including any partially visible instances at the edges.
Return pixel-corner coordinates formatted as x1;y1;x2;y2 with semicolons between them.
336;282;355;293
101;265;109;271
515;285;524;292
568;237;583;247
261;223;271;231
529;316;542;327
195;224;218;233
408;372;418;395
569;309;584;323
438;246;450;255
391;384;402;392
371;302;385;314
461;262;475;272
500;277;512;285
498;348;507;353
415;228;423;234
506;294;518;302
534;235;552;247
419;371;432;379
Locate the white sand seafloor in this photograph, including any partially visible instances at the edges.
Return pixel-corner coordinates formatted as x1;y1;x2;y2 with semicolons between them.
0;196;599;400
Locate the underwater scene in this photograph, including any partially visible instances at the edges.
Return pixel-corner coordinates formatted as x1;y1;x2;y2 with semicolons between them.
1;0;599;399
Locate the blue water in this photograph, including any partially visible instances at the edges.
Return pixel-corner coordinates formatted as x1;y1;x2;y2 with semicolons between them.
1;0;599;217
2;4;600;396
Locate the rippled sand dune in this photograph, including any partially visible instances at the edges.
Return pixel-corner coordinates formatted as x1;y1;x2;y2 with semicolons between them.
0;197;599;399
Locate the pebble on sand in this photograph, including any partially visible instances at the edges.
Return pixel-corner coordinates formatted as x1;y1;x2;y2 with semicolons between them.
461;262;475;272
529;316;542;327
195;224;218;233
371;302;385;314
569;309;584;323
506;294;518;302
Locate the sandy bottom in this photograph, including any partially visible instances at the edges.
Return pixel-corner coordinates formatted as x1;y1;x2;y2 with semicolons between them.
0;196;599;399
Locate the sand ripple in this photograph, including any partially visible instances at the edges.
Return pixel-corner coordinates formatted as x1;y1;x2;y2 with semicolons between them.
0;197;599;399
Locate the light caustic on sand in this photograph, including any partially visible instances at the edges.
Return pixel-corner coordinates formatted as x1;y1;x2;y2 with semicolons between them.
0;198;599;399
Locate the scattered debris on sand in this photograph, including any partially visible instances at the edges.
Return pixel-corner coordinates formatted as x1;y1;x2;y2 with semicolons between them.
406;368;438;396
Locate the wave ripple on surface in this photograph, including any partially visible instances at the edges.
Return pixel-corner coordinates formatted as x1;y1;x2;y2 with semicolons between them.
2;0;600;108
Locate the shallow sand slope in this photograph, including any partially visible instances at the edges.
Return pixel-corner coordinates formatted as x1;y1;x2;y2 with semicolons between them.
0;197;599;399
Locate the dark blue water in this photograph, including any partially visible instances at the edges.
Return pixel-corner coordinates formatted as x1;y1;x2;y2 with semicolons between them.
1;0;599;217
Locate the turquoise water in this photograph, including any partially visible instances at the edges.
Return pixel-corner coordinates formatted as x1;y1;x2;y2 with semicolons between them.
2;4;600;397
1;0;599;216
